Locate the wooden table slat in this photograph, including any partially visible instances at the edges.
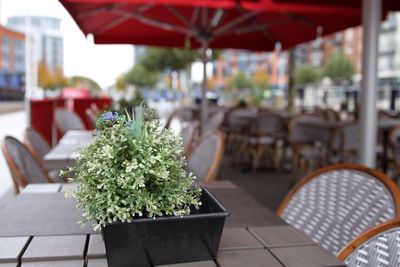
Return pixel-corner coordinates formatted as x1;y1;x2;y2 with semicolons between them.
22;235;86;262
0;236;30;263
217;249;282;267
219;228;264;250
249;226;315;248
21;184;61;194
87;235;106;259
270;245;345;267
21;260;84;267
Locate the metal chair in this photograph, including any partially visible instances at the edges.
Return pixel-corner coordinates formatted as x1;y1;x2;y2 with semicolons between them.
2;136;52;194
54;108;85;134
277;163;400;256
338;219;400;266
187;130;225;183
388;125;400;181
180;121;199;157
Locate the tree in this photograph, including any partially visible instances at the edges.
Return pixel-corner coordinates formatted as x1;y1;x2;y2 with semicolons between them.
125;63;160;88
295;63;321;85
68;76;100;91
228;72;254;91
38;60;67;91
115;74;126;91
323;53;354;84
253;70;270;91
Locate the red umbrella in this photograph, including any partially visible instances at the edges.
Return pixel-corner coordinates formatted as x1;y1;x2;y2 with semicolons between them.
272;0;400;11
59;0;367;129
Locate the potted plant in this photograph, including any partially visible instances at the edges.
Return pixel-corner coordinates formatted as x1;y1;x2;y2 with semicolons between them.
64;108;228;267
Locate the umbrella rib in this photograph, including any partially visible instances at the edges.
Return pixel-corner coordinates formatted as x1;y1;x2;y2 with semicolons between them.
93;4;155;35
77;4;121;19
284;13;318;29
165;5;192;27
213;11;259;37
112;9;195;36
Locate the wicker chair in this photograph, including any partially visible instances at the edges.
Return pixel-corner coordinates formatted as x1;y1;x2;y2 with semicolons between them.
238;111;286;170
2;136;52;194
277;163;400;256
54;108;85;134
288;113;330;173
202;110;225;135
24;127;51;164
85;108;98;129
388;125;400;181
181;121;199;157
338;219;400;266
187;130;225;183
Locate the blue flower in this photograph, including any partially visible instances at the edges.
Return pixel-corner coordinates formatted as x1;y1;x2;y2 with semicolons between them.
100;112;118;122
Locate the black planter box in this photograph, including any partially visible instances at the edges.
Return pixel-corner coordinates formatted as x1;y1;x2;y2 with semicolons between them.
102;187;229;267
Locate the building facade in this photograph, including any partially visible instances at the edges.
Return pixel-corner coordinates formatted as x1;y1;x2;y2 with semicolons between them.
7;16;63;71
0;25;25;92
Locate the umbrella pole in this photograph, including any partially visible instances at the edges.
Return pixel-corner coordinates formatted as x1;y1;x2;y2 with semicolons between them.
200;42;209;135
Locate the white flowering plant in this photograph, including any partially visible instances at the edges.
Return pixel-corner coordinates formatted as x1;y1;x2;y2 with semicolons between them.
64;108;201;230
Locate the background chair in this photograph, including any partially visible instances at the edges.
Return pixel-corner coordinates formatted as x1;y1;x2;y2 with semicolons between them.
187;130;225;183
24;127;51;164
54;108;85;134
85;108;98;129
276;163;400;256
388;125;400;181
202;110;225;135
2;136;53;194
338;219;400;266
180;121;199;157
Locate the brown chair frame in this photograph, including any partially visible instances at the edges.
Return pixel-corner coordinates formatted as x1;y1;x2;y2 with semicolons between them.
2;137;53;194
187;130;225;183
182;121;199;157
337;218;400;261
276;163;400;216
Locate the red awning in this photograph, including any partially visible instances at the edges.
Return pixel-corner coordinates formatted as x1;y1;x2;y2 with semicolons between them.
59;0;368;51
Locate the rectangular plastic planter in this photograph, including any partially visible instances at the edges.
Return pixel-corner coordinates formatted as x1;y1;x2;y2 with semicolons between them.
102;187;229;267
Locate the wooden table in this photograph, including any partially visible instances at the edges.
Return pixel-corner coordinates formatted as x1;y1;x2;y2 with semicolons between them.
0;181;344;267
43;130;93;170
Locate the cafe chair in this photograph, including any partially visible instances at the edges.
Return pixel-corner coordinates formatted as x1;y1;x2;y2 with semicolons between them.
388;125;400;182
202;110;225;135
2;136;53;194
24;127;51;164
288;113;329;173
338;219;400;266
239;111;286;171
164;109;178;129
187;130;225;183
85;108;98;129
181;121;199;157
54;108;85;134
24;128;64;183
277;163;400;256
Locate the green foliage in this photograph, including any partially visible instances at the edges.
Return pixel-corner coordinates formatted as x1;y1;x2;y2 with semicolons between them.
125;63;160;88
323;53;354;83
141;48;197;72
228;72;254;90
64;109;201;230
295;63;321;85
69;76;101;91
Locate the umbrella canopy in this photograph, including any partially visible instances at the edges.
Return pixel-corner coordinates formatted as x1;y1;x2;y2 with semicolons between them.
60;0;364;51
272;0;400;11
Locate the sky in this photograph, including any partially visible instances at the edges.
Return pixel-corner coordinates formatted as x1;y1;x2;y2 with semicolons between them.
1;0;134;88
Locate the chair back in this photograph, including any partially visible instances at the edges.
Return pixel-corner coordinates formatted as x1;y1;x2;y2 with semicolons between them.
277;164;400;256
2;136;52;193
85;108;98;129
181;121;199;156
250;111;286;137
187;131;224;183
324;108;341;122
203;111;225;134
54;108;85;134
24;127;51;163
288;113;327;144
338;219;400;266
389;125;400;166
227;107;258;134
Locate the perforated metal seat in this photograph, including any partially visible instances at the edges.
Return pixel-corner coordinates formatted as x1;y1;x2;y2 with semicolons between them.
2;136;52;193
277;164;400;256
187;131;224;183
338;219;400;266
54;108;85;134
